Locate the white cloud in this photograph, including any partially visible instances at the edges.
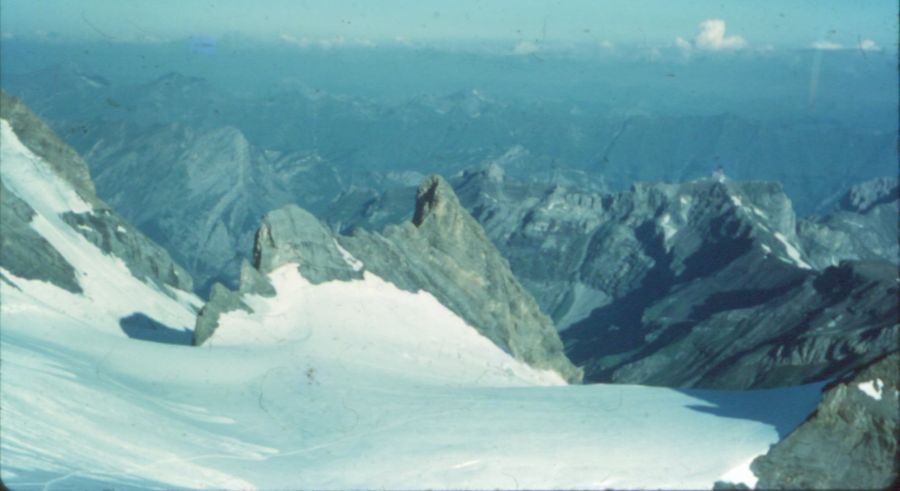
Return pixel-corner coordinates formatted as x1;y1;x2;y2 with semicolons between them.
811;40;843;50
859;39;880;51
696;19;746;50
512;40;540;55
599;40;615;49
676;19;746;51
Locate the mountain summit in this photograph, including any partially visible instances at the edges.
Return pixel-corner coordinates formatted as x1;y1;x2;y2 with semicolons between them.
196;174;582;383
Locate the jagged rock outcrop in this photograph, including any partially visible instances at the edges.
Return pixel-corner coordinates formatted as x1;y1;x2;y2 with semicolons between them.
193;261;274;346
62;210;193;291
252;205;363;283
338;176;581;382
0;181;82;292
195;175;582;383
328;168;898;388
751;352;899;489
798;177;898;269
0;90;193;294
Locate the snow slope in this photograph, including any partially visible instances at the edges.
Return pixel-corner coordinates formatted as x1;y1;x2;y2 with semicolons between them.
1;116;824;490
2;263;826;490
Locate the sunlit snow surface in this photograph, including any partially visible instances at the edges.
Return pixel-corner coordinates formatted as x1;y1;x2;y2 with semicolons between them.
0;117;824;490
0;264;825;491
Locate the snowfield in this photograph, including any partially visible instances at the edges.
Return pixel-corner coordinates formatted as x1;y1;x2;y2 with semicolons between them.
1;265;824;490
0;116;824;490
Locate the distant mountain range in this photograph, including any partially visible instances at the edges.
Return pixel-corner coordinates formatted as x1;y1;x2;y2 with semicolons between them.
332;166;898;388
3;64;895;295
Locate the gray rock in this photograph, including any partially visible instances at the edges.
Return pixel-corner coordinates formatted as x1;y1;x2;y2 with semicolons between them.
193;283;252;346
197;176;582;383
798;177;898;269
253;204;362;283
751;352;899;489
339;176;582;382
0;181;82;293
238;259;275;297
1;91;195;296
62;210;193;292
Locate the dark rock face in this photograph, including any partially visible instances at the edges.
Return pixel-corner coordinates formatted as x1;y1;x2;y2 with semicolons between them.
62;210;193;292
196;175;582;383
581;260;898;388
751;352;899;489
0;182;82;293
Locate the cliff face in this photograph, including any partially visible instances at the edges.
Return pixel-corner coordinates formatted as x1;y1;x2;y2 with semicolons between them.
751;352;899;489
195;175;582;383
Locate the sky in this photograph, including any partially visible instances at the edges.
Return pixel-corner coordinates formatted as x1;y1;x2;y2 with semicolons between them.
1;0;897;51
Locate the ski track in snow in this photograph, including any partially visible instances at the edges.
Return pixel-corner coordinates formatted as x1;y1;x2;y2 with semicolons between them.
0;117;824;490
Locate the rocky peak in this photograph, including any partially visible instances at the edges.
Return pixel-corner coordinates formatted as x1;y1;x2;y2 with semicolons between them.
252;204;360;283
202;175;582;382
413;175;461;227
751;352;899;489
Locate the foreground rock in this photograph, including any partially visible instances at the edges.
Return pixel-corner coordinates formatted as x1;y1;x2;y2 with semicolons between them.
751;352;899;489
195;175;582;383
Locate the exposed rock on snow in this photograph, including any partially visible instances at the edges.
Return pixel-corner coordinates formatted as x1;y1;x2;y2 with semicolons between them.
751;352;899;489
329;169;898;389
198;175;582;383
0;90;193;294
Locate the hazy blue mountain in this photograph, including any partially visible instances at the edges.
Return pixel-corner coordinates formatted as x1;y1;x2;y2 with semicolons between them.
2;56;895;215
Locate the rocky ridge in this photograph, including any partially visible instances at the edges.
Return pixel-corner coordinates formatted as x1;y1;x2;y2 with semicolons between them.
0;90;193;293
797;177;899;269
195;175;582;383
327;167;898;388
751;352;899;489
